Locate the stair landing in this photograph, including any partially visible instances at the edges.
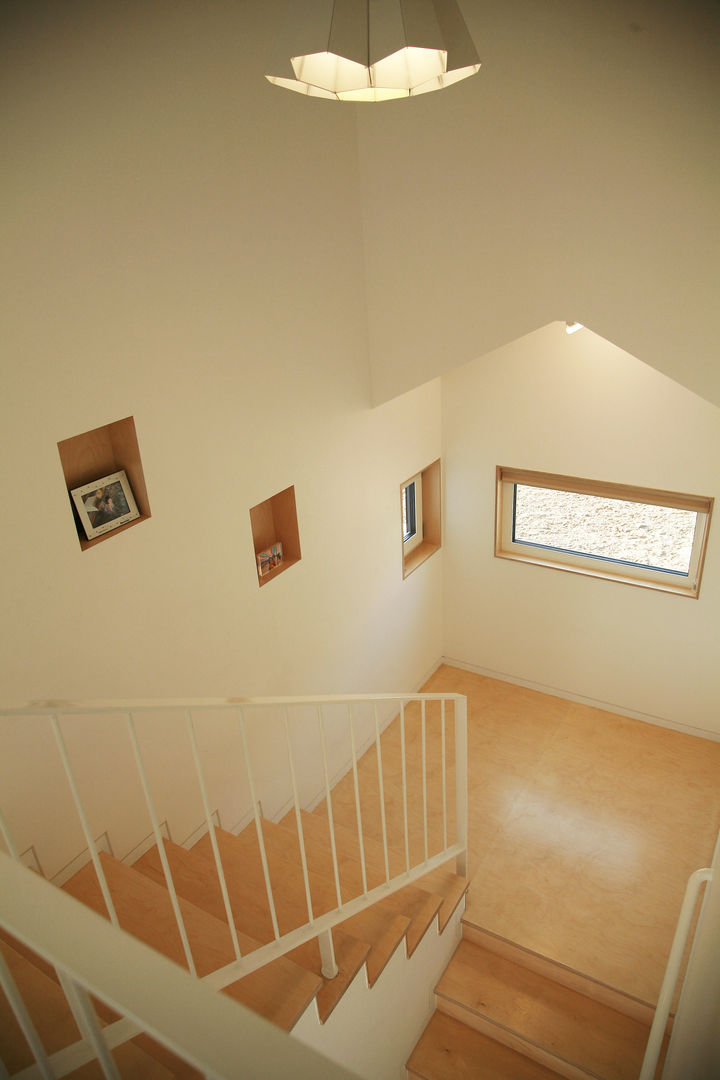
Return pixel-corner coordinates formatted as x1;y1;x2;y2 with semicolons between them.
408;1012;564;1080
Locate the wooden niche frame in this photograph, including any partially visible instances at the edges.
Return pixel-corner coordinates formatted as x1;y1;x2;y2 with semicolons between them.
249;485;302;587
402;458;442;578
58;416;151;551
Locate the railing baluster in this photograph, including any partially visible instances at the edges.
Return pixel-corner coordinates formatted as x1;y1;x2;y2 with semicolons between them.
61;978;121;1080
400;702;410;874
1;691;471;1023
318;708;343;908
373;704;390;884
348;705;368;895
454;696;469;877
50;715;119;928
0;946;54;1079
238;708;280;940
58;969;96;1043
0;807;20;862
126;712;197;977
318;928;339;980
421;700;429;863
283;707;314;924
441;698;448;850
186;710;243;962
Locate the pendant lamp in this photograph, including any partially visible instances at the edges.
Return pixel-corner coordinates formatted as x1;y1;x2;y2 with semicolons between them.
266;0;480;101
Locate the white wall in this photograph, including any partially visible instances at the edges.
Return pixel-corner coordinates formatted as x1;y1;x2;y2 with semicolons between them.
442;323;720;736
292;901;464;1080
356;0;720;407
0;0;443;704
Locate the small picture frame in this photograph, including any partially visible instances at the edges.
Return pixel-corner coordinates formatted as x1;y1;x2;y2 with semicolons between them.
70;470;140;540
256;541;283;578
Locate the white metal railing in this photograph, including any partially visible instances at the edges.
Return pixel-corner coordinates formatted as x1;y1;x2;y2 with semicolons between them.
0;692;467;1076
0;852;357;1080
638;866;713;1080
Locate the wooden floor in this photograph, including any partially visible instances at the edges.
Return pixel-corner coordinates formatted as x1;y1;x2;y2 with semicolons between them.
418;665;720;1006
319;663;720;1009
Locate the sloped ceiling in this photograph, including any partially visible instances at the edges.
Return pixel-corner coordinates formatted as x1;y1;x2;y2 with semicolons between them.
352;0;720;405
4;0;718;410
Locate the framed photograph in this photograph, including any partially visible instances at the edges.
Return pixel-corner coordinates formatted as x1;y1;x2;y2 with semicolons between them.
256;541;283;578
70;470;140;540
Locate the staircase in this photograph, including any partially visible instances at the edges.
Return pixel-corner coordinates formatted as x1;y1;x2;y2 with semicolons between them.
406;914;663;1080
1;811;467;1076
0;691;470;1077
0;687;700;1079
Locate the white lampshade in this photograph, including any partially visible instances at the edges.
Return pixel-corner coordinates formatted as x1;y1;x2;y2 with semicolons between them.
266;0;480;101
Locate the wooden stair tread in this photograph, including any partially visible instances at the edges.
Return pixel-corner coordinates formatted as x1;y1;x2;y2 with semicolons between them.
0;939;174;1078
285;810;468;932
191;827;320;938
0;937;82;1071
281;807;407;880
194;826;414;987
286;928;371;1023
336;906;411;987
435;940;650;1080
408;1011;564;1080
372;884;442;956
235;819;446;958
134;837;357;1025
412;865;468;932
62;852;321;1031
134;838;276;948
209;823;341;923
461;920;655;1026
62;852;235;975
269;814;387;898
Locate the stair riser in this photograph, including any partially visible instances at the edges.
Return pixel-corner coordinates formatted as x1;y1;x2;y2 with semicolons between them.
436;996;598;1080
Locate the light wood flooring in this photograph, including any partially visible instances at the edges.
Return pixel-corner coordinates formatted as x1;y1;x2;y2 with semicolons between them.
322;664;720;1008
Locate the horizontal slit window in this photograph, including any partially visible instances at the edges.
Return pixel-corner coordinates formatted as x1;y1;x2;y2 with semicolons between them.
496;467;713;598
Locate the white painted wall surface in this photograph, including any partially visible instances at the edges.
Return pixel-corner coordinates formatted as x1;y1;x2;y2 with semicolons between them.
356;0;720;407
292;900;464;1080
0;1;443;705
442;323;720;736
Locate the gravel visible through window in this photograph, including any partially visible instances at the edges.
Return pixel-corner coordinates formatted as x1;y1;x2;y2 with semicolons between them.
514;486;696;574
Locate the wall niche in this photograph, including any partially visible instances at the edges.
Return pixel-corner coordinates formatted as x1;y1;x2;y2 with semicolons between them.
58;416;151;551
249;485;301;586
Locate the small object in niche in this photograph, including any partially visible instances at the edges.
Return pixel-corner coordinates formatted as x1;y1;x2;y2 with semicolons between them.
71;470;140;540
256;541;283;578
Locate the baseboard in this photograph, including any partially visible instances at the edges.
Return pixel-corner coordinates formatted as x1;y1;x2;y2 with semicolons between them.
180;810;220;849
123;821;171;864
51;832;113;885
440;656;720;743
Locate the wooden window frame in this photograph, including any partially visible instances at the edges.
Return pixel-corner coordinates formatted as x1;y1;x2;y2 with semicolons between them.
495;466;713;598
401;460;442;578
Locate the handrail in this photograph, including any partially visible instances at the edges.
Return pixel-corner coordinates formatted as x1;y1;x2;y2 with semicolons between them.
0;852;357;1080
638;866;713;1080
1;692;466;714
0;690;468;1075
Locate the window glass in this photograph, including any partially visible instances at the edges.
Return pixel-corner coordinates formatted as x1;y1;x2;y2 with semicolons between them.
495;467;713;598
402;481;417;542
513;485;697;576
